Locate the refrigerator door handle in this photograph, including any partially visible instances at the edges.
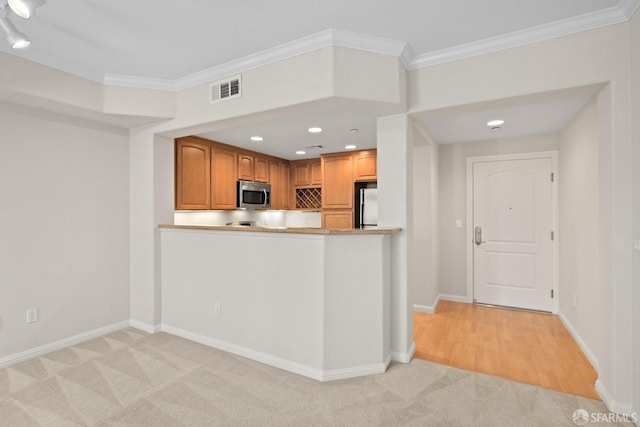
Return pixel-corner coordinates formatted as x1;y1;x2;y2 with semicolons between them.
360;189;365;228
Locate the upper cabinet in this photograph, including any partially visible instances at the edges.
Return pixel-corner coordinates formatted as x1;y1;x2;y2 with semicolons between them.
175;137;211;210
175;136;286;210
321;153;353;209
353;149;377;181
238;153;254;181
310;160;322;185
238;152;269;183
269;159;290;210
291;158;321;187
211;145;237;210
254;155;269;183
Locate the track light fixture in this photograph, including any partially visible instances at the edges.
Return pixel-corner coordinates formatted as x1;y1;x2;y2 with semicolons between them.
0;12;30;48
8;0;32;19
0;0;43;48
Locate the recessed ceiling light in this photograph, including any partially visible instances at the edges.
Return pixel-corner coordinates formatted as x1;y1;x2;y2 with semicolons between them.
487;119;505;127
345;145;357;150
296;150;306;155
308;127;323;133
250;136;263;142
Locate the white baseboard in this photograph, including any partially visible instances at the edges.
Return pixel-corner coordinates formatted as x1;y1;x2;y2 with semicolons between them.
414;294;440;314
439;293;472;303
557;311;599;372
0;320;130;369
129;319;161;334
322;354;391;381
595;380;635;415
391;341;415;363
160;324;389;382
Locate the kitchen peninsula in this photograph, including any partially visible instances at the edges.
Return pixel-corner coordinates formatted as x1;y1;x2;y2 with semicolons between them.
159;223;399;381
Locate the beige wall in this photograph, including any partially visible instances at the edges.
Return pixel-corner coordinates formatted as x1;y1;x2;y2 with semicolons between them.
412;125;439;311
629;6;640;417
557;96;601;368
437;135;559;298
0;103;130;360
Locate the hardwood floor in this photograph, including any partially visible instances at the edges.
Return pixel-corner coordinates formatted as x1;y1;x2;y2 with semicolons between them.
413;301;599;399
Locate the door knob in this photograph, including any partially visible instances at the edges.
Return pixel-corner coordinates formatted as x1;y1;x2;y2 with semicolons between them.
474;226;486;245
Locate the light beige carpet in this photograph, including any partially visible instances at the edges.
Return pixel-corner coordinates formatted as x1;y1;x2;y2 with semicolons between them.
0;328;630;426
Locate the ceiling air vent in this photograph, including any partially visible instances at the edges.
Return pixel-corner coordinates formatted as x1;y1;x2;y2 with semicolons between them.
210;75;241;103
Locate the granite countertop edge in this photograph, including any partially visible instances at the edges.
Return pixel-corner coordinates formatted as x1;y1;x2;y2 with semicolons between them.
158;224;401;235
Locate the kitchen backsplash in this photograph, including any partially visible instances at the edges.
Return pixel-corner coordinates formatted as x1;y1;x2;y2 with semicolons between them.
174;210;321;228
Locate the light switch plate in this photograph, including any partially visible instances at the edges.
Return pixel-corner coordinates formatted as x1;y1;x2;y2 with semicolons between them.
455;220;462;229
634;238;640;251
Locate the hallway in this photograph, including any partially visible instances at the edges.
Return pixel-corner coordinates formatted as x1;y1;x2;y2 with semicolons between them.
413;301;598;399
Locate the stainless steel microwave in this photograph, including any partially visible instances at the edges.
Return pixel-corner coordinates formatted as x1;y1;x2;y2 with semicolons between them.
237;180;271;209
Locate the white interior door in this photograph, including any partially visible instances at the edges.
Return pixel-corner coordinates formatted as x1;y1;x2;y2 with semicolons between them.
472;157;555;312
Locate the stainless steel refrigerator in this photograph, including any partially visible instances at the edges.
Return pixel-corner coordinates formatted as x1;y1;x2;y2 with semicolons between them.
359;187;378;228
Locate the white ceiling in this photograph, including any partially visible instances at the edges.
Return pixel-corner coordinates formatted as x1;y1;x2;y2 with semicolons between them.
1;0;636;155
1;0;627;83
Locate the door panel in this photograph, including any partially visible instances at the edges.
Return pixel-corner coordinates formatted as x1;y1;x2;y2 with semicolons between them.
473;157;554;312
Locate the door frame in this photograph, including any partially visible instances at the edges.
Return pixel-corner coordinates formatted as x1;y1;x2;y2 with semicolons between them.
465;151;560;314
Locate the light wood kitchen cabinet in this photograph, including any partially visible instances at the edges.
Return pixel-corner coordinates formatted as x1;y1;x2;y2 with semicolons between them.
290;158;321;187
175;137;211;210
254;155;269;183
211;146;237;209
353;149;377;181
176;136;290;210
291;160;310;186
310;159;322;185
269;160;290;210
322;209;353;229
321;153;353;209
238;153;254;181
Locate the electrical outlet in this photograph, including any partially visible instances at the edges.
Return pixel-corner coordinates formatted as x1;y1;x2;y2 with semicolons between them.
26;308;38;324
214;303;221;316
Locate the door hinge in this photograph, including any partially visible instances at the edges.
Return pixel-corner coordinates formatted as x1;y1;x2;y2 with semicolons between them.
551;289;554;298
551;231;554;241
550;173;554;182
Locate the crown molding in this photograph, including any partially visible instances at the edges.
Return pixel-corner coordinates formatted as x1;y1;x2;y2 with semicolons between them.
408;3;638;70
103;74;177;91
104;29;409;92
619;0;640;16
103;1;640;92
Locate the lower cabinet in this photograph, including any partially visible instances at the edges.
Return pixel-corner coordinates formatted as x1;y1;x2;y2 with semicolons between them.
322;209;353;229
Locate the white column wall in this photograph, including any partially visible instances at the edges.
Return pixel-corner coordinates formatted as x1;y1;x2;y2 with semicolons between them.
630;6;640;418
377;114;414;361
557;97;601;370
411;125;440;313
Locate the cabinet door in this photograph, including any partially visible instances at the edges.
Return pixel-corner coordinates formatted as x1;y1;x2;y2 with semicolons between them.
322;154;353;209
175;138;210;210
291;160;310;186
353;150;377;181
269;160;282;209
322;210;353;229
238;153;254;181
211;147;237;209
255;156;269;183
281;162;290;209
310;159;322;185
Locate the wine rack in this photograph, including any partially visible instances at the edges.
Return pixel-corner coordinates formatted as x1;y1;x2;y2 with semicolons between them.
295;187;322;209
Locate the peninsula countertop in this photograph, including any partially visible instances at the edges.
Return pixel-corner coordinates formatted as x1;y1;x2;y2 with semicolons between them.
158;224;401;235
